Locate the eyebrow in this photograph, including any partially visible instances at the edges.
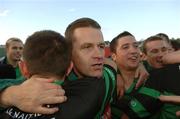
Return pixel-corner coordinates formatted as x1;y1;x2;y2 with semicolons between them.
99;42;105;45
121;42;138;46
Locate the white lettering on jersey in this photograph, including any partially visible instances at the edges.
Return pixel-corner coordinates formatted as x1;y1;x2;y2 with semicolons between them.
6;108;42;119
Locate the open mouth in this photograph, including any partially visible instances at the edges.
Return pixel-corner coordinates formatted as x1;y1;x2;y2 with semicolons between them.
128;55;138;61
156;60;163;64
92;63;103;66
92;63;103;70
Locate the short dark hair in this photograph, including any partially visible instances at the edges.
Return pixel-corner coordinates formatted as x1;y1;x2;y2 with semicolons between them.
23;30;71;77
142;35;163;54
65;17;101;46
110;31;134;53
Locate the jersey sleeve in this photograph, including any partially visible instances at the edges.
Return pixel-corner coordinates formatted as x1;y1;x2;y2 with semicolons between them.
114;68;164;119
0;77;25;91
103;64;117;100
104;64;117;77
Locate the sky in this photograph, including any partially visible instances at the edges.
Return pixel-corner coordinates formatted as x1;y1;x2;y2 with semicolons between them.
0;0;180;45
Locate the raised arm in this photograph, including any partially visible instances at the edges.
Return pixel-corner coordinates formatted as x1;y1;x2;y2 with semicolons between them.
135;62;149;89
162;50;180;64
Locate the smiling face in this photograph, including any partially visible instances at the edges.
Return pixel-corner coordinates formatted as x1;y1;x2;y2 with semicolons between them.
145;40;169;68
111;35;140;71
72;27;105;78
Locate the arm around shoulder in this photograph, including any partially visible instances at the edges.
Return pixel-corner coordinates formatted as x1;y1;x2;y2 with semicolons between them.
162;50;180;64
0;85;18;108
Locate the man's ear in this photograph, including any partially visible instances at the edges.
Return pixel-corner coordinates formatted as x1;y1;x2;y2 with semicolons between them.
111;53;117;62
66;61;73;76
142;53;148;61
18;61;30;78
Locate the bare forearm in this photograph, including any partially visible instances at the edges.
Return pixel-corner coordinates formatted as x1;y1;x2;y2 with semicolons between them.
159;95;180;103
0;77;67;114
135;62;149;89
0;86;18;108
162;51;180;64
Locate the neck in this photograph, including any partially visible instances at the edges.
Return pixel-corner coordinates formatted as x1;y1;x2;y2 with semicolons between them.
30;74;64;81
119;68;136;90
73;67;83;78
7;58;18;68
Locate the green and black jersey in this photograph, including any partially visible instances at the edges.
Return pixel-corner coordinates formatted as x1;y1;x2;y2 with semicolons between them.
68;64;117;118
0;64;117;118
0;77;25;91
111;79;140;119
0;56;22;79
0;77;25;113
112;63;180;119
0;77;106;119
0;64;16;79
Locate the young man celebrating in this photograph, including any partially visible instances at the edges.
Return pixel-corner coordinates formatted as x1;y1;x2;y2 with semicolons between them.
109;31;142;118
0;38;23;79
113;35;180;119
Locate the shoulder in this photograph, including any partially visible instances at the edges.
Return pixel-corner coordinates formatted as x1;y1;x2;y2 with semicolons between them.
55;77;105;118
103;64;116;80
104;64;116;73
0;64;16;79
63;77;105;95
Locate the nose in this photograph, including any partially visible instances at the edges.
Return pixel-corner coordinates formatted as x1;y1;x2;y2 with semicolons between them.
17;47;23;52
17;48;21;52
158;49;168;57
93;46;104;60
129;45;139;54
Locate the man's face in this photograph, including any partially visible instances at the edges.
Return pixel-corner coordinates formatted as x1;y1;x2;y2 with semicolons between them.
145;40;169;68
72;27;105;78
6;41;23;62
112;36;140;71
